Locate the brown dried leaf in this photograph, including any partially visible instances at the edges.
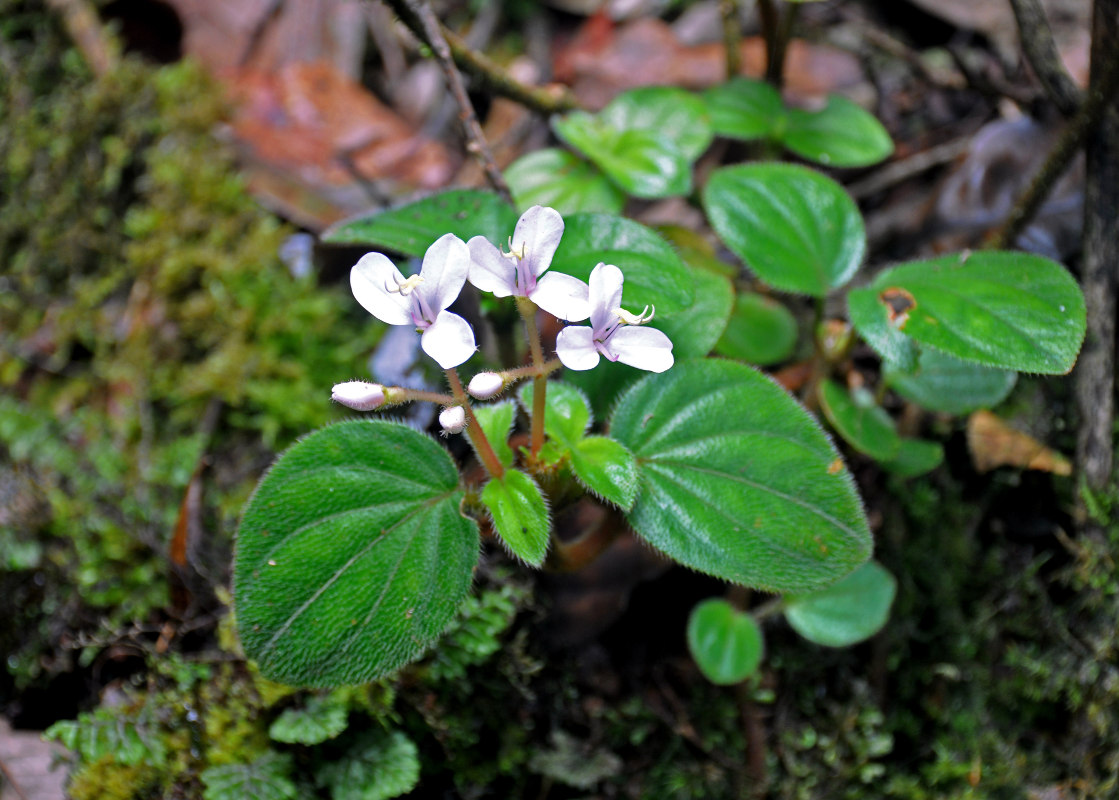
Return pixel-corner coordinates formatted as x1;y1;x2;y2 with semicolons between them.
967;410;1072;475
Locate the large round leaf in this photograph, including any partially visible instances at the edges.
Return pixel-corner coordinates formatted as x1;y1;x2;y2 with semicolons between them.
610;360;872;593
655;265;735;359
784;95;894;168
599;86;714;161
687;599;764;685
550;213;694;313
235;420;479;687
863;252;1086;374
552;112;691;198
504;148;625;215
784;561;896;647
322;189;517;257
702;78;785;142
703;163;866;297
714;292;799;366
885;348;1017;414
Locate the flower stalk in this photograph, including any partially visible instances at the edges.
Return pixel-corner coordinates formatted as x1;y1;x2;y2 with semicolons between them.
515;296;549;458
445;368;505;479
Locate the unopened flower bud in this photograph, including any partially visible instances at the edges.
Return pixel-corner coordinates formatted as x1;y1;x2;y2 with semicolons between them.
439;405;467;435
331;381;385;411
467;371;504;400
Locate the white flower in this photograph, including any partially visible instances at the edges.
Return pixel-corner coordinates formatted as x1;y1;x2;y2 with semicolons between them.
439;405;466;435
555;262;674;373
467;206;590;321
350;233;476;369
331;381;385;411
467;371;504;400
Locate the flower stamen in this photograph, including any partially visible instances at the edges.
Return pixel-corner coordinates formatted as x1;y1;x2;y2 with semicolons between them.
387;274;425;296
615;305;655;326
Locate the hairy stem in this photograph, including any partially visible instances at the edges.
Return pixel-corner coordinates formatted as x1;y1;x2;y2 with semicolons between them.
516;297;549;457
446;369;505;478
720;0;742;79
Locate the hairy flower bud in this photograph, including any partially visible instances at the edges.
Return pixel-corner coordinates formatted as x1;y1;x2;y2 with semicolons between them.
467;371;504;400
331;381;385;411
439;405;467;435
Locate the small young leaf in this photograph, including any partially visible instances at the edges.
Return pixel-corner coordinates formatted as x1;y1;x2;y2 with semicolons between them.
879;438;944;478
317;730;420;800
552;113;691;198
654;265;735;359
847;287;919;372
472;400;518;468
504;149;625;215
703;163;866;296
571;436;639;511
519;381;592;444
610;360;872;593
201;752;298;800
268;695;349;745
235;420;479;687
550;213;694;313
715;292;799;366
784;561;897;647
885;349;1017;414
687;598;765;685
321;189;517;256
863;251;1086;374
817;380;901;461
598;86;714;161
481;469;550;566
45;709;166;766
784;95;894;167
703;78;785;141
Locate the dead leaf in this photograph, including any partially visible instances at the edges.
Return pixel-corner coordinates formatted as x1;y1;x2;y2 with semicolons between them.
967;410;1072;475
554;13;864;109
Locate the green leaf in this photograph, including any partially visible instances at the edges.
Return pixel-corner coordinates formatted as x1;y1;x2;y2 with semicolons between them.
784;561;897;647
885;349;1017;414
703;163;866;296
817;380;900;461
519;381;591;445
268;695;349;745
553;112;691;198
862;251;1086;374
317;730;420;800
879;438;944;478
655;265;736;359
687;599;765;685
703;78;785;141
504;149;625;215
847;287;919;372
472;400;517;468
571;436;639;510
202;752;298;800
610;360;872;593
714;292;799;365
321;189;518;256
481;468;550;566
599;86;714;160
235;420;479;687
45;709;166;767
784;95;894;167
550;213;694;313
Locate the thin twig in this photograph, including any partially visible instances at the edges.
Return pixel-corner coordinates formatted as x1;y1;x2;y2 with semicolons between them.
44;0;117;76
380;0;578;116
847;137;972;200
391;0;512;203
989;48;1119;249
720;0;742;79
1077;0;1119;503
1008;0;1082;115
0;756;32;800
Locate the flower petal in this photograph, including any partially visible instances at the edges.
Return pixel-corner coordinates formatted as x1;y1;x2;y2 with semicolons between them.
555;325;601;371
420;310;476;368
512;206;564;278
606;326;674;373
530;272;591;322
588;263;624;333
467;236;516;297
418;233;471;312
350;252;412;325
